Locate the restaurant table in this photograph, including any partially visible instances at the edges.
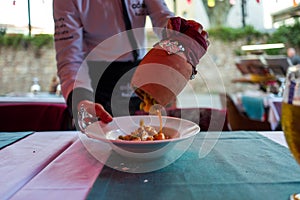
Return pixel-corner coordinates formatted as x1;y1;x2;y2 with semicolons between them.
234;91;283;130
0;92;72;132
0;92;65;104
1;130;300;200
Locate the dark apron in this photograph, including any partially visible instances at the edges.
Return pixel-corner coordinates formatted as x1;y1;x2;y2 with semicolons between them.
87;60;142;117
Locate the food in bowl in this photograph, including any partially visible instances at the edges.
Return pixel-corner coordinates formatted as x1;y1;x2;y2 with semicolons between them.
82;115;200;161
117;109;176;141
118;119;169;141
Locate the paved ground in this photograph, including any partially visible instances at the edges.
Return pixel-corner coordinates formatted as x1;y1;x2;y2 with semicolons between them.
177;91;223;109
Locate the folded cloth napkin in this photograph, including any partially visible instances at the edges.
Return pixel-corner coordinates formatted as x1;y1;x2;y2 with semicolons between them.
0;131;33;150
131;17;209;109
241;95;265;121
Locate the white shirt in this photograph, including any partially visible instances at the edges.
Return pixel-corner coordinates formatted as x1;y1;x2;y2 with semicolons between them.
53;0;174;100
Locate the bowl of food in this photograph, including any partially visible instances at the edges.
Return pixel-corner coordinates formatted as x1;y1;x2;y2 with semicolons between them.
82;114;200;160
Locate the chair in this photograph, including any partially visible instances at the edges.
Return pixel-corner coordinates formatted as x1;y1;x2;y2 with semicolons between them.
220;93;271;131
0;103;73;132
135;107;230;131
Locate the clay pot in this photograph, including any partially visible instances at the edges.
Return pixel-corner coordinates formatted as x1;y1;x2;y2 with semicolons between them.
131;44;192;106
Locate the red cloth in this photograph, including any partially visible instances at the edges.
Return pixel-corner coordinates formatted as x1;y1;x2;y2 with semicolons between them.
0;103;73;132
162;17;208;69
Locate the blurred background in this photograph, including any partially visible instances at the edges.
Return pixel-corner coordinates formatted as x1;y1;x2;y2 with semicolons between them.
0;0;299;105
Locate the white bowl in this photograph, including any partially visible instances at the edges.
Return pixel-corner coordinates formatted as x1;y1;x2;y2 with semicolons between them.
83;115;200;160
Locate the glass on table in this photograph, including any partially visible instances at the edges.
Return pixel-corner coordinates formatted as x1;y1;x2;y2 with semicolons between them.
77;104;99;133
281;64;300;200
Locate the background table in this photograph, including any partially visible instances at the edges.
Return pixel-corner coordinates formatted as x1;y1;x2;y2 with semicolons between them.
234;92;283;130
0;92;65;104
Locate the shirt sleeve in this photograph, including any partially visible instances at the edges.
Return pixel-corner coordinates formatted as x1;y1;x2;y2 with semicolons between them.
53;0;93;103
145;0;175;38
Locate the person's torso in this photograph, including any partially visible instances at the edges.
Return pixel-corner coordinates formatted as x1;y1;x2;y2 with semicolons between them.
76;0;149;61
291;55;300;65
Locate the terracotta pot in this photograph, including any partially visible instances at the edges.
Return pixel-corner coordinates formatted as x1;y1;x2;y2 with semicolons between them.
131;45;192;106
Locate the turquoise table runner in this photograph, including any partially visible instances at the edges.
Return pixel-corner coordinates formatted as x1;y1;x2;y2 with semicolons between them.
0;132;34;149
87;131;300;200
241;96;265;120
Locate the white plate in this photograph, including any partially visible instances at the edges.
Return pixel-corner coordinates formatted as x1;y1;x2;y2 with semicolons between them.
84;115;200;160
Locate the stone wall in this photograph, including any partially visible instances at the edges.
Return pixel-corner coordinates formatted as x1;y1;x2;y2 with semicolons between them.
0;46;57;94
191;39;258;95
0;38;257;96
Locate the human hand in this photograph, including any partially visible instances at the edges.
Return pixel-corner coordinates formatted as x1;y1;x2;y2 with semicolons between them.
78;100;113;123
162;17;209;70
165;17;210;48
